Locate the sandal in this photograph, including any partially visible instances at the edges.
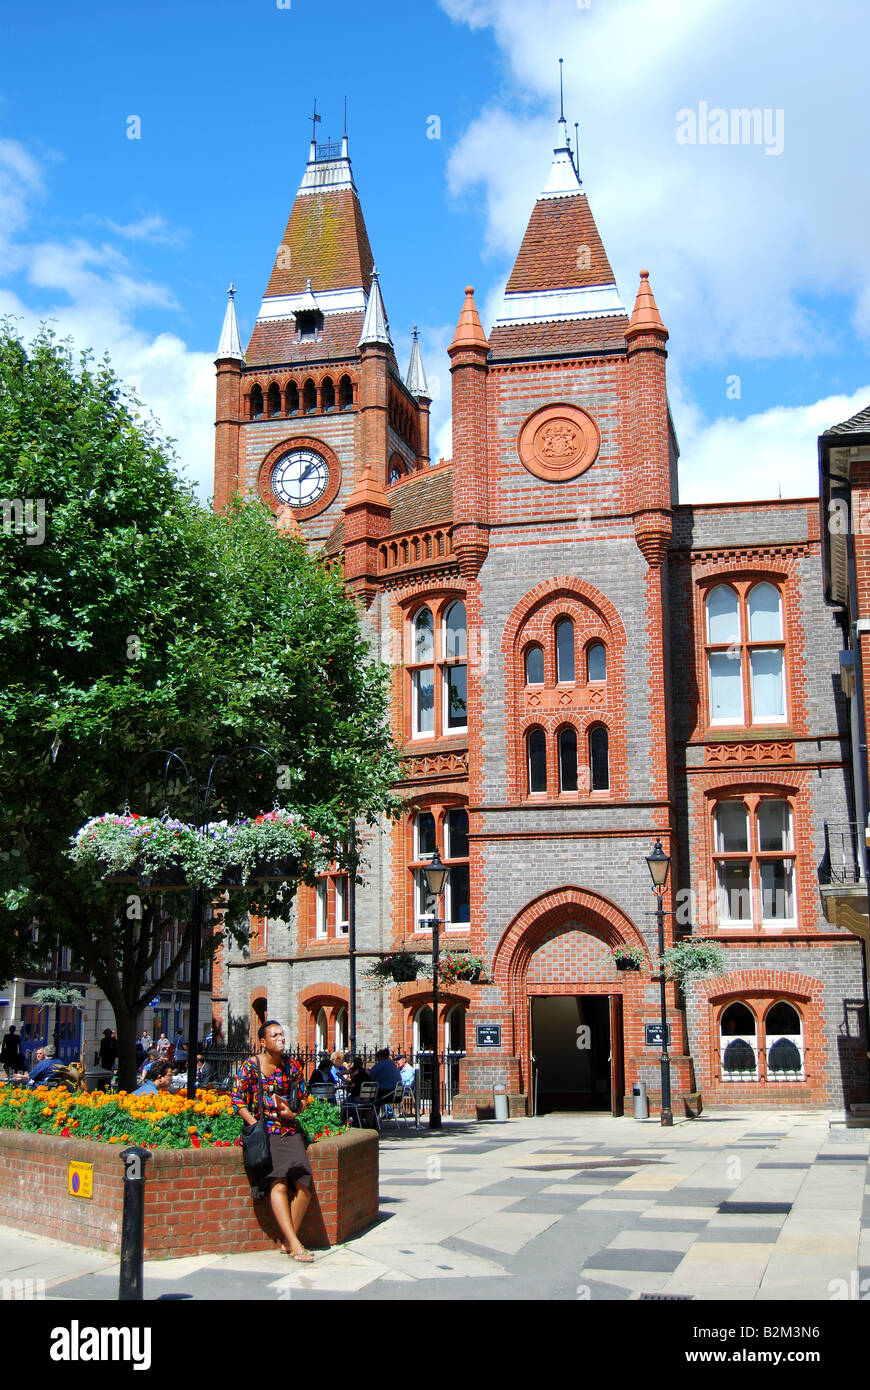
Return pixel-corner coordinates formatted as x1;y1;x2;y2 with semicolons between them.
291;1249;314;1263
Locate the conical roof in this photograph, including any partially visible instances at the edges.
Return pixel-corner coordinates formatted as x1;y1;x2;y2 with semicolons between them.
489;142;628;359
405;326;430;397
626;269;667;339
216;284;244;361
247;134;377;366
449;286;489;354
358;268;391;348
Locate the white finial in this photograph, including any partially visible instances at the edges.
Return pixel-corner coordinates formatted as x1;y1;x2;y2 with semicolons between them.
217;284;244;361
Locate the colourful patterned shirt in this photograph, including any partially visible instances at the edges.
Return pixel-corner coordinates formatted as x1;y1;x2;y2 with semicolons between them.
231;1056;307;1136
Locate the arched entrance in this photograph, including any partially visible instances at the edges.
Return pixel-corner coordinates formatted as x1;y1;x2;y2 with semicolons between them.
493;886;649;1116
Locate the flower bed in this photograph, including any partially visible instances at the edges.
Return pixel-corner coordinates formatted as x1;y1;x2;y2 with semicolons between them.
0;1086;345;1148
0;1126;378;1255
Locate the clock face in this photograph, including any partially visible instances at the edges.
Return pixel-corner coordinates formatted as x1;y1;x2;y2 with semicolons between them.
271;449;330;508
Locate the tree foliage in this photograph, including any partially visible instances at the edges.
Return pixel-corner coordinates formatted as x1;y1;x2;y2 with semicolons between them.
0;328;402;1085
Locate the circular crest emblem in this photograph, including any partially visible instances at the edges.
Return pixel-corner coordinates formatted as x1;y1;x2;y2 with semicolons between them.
517;404;600;481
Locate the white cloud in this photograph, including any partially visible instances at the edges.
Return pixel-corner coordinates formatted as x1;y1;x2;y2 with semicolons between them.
0;141;215;500
672;383;870;504
99;214;189;248
441;0;870;365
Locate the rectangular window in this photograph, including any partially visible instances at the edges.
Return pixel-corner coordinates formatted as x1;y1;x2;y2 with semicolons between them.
335;876;349;934
716;862;752;921
715;801;749;853
444;664;467;731
750;648;785;722
447;808;469;859
708;652;743;723
315;880;328;938
760;860;794;922
416;811;437;859
415;870;438;931
446;864;470;928
412;668;435;735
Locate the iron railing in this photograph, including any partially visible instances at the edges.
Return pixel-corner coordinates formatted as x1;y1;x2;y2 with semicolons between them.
818;821;864;887
202;1045;464;1116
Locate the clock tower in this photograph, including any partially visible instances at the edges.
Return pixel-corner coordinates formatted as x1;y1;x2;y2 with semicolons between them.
213;125;432;565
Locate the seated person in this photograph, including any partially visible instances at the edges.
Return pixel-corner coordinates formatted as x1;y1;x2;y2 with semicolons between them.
330;1051;350;1088
133;1060;174;1095
347;1056;371;1097
138;1048;159;1085
308;1052;335;1088
194;1053;215;1087
396;1053;416;1087
368;1047;403;1099
27;1045;59;1088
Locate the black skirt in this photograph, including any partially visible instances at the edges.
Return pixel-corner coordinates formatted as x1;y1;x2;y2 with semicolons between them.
261;1130;312;1189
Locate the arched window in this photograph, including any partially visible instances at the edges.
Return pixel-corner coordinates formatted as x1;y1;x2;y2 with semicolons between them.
249;384;263;419
410;607;435;736
706;584;742;723
443;602;467;733
556;618;575;683
339;374;354;410
321;376;335;412
720;1002;757;1080
589;726;609;791
765;1001;804;1080
334;1007;348;1052
414;1004;435;1053
411;805;469;932
587;641;606;682
315;1008;328;1054
285;380;299;415
524;644;544;685
267;382;281;417
558;727;578;792
527;728;547;793
446;1006;467;1053
303;379;317;414
706;581;787;726
747;582;785;722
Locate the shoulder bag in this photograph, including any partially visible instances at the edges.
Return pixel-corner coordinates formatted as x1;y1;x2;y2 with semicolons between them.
241;1058;272;1178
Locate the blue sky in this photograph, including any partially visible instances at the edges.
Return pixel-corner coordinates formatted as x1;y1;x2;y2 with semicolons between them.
1;0;869;502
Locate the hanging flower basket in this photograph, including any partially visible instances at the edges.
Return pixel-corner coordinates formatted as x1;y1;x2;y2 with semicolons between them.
658;940;727;984
232;810;329;886
439;952;489;984
365;952;426;984
611;945;645;972
249;856;301;883
140;863;190;893
70;813;153;880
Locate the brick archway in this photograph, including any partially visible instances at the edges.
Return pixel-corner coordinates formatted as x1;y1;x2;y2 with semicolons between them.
492;886;649;1085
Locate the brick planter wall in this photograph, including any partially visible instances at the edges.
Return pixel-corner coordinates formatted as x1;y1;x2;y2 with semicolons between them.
0;1128;378;1257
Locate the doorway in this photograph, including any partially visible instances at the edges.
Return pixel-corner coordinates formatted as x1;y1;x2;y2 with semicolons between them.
530;994;624;1115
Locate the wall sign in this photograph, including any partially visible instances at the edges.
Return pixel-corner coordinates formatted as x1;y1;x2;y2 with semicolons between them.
68;1161;93;1199
645;1022;671;1048
476;1024;502;1048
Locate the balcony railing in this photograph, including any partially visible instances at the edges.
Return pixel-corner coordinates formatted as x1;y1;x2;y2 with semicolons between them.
817;821;863;887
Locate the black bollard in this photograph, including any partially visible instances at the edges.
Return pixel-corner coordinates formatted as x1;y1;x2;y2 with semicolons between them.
119;1146;151;1301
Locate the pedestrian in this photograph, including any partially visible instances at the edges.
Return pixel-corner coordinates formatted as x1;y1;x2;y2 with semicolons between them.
98;1029;117;1071
156;1031;171;1057
231;1020;313;1263
133;1060;174;1095
0;1025;25;1078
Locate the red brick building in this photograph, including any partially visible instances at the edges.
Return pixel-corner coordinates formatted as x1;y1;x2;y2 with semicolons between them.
212;124;867;1115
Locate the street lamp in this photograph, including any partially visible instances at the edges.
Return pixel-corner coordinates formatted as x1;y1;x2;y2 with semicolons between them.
645;838;673;1127
423;849;448;1131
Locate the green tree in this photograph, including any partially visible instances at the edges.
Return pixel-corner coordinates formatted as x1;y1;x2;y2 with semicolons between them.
0;329;401;1089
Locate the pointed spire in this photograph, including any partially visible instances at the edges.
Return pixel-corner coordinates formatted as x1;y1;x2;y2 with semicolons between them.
626;269;668;340
449;286;489;354
275;503;303;537
345;464;390;510
216;283;244;361
358;267;391;348
405;325;430;398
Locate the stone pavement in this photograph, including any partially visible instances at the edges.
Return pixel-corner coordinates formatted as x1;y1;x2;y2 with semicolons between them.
3;1107;869;1301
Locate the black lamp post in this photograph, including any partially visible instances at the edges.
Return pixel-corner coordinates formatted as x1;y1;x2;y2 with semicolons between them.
423;849;448;1131
645;838;673;1127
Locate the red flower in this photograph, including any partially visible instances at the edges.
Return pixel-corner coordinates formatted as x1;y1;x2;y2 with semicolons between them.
61;1127;71;1138
191;1137;201;1148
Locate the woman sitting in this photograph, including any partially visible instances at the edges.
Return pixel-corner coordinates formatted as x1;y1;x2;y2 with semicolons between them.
232;1021;314;1263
